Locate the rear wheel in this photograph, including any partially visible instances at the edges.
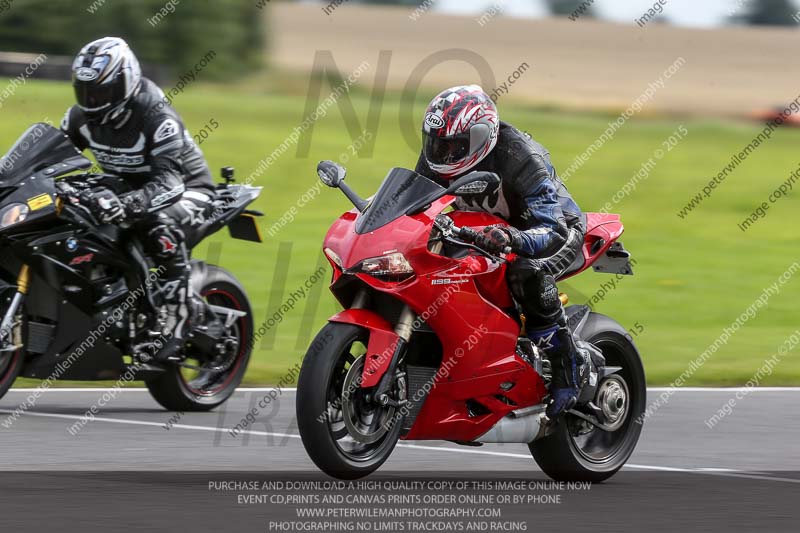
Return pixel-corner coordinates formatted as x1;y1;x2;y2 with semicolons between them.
530;312;646;482
146;265;253;412
296;323;403;479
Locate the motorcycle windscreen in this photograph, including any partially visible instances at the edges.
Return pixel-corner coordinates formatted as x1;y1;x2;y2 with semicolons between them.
0;123;88;187
355;168;444;234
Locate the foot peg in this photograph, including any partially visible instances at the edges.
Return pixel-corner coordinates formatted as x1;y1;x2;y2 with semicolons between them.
152;338;185;363
545;387;578;420
516;337;544;375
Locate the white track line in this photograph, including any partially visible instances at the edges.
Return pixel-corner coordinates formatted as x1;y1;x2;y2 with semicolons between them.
0;408;300;439
646;387;800;392
3;408;799;483
8;387;800;393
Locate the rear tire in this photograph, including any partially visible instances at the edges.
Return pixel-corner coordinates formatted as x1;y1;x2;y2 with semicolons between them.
146;265;253;412
530;312;646;482
297;323;402;479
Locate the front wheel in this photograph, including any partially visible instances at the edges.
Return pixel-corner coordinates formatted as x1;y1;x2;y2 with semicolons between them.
0;338;24;403
146;265;253;412
296;323;403;479
0;299;25;402
530;312;646;482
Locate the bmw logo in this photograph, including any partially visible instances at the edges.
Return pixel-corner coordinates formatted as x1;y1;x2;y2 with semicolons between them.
66;238;78;252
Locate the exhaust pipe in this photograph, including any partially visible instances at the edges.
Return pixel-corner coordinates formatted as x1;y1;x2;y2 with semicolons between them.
475;404;549;443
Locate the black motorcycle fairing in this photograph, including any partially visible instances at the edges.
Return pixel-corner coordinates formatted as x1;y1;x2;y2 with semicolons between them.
14;232;162;380
0;178;62;236
0;252;19;287
15;235;170;381
565;304;592;336
0;124;262;383
20;297;128;381
199;184;263;242
6;221;129;310
0;123;91;188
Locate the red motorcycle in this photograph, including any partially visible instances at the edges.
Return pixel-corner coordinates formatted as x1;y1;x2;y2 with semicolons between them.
297;162;645;481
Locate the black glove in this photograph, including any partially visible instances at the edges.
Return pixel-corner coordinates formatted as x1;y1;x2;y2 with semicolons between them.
120;191;147;219
474;225;513;254
84;188;126;224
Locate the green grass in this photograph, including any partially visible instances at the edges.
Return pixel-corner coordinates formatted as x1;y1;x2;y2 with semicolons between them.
4;76;800;387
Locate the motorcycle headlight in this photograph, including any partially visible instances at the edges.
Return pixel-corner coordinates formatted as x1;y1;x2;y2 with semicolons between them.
324;247;343;268
350;252;414;282
0;203;30;229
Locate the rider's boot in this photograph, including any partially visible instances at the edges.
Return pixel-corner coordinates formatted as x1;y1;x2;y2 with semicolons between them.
153;262;192;363
153;253;224;363
527;312;587;420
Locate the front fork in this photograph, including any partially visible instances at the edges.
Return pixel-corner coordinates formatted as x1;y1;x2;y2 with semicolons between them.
0;265;29;352
353;289;416;407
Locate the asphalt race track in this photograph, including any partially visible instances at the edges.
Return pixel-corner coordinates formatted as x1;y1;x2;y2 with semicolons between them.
2;388;799;472
1;388;798;532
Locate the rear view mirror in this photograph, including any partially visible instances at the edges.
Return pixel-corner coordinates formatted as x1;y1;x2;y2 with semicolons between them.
446;171;500;196
317;160;346;188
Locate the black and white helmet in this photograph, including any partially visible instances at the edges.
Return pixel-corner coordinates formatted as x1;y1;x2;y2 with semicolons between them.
72;37;142;124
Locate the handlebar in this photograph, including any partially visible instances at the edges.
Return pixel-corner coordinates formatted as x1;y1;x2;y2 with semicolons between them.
458;225;513;255
433;215;513;261
55;173;121;202
53;179;104;226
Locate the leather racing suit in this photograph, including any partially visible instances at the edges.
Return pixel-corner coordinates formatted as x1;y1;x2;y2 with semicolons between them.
415;121;586;414
61;77;215;357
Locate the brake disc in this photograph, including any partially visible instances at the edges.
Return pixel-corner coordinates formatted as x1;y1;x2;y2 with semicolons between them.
595;375;630;431
341;355;396;445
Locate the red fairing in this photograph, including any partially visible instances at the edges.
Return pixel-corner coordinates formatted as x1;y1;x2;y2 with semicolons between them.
559;213;625;280
329;308;400;388
322;195;624;442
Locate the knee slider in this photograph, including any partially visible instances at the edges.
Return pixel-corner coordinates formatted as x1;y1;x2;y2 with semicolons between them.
148;225;185;260
508;259;561;324
507;258;545;298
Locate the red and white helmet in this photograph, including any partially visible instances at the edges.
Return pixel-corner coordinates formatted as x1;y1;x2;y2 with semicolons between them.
422;85;499;178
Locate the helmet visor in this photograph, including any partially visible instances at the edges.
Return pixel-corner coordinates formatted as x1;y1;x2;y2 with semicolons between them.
73;79;122;113
423;132;471;166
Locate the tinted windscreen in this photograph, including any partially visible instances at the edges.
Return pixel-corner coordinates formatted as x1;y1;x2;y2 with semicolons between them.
0;123;84;187
355;168;444;234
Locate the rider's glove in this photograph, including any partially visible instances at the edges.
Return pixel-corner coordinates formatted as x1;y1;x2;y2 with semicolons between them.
120;191;147;219
86;188;126;224
474;224;521;254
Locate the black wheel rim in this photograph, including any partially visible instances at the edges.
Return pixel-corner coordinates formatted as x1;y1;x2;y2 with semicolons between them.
567;337;639;464
0;302;21;386
325;332;399;463
179;288;248;397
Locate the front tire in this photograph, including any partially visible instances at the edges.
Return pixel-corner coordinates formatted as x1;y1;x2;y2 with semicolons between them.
0;302;25;402
0;345;23;402
146;265;253;412
530;312;646;482
296;323;402;479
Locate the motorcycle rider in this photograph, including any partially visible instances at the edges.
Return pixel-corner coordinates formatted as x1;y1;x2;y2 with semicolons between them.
61;36;216;361
415;85;586;420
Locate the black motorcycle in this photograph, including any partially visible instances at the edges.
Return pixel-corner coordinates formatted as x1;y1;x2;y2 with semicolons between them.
0;123;263;411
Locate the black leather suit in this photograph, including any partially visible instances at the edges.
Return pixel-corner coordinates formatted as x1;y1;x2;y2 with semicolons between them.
416;121;586;391
61;77;215;299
